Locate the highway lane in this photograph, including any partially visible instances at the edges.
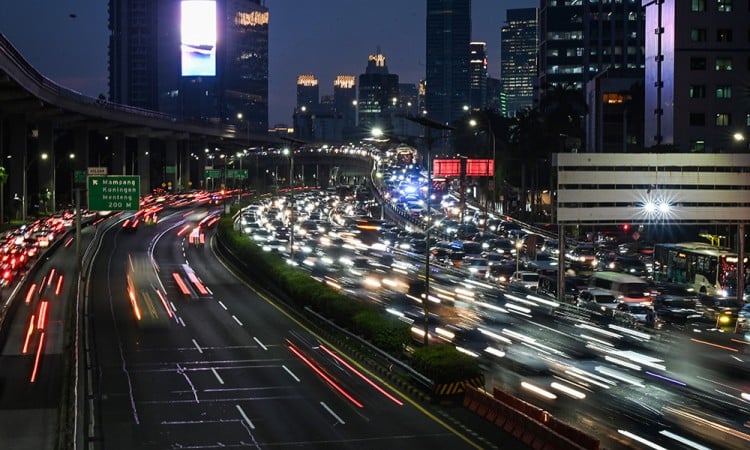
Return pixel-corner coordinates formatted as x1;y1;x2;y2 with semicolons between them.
89;206;502;449
0;223;99;449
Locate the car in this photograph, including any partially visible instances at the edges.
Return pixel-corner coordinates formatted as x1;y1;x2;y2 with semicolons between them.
577;288;620;310
510;271;539;290
737;303;750;331
463;257;490;277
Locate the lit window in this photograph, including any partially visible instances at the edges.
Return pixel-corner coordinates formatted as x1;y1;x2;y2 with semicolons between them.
717;29;732;42
746;114;750;127
689;85;706;98
715;113;731;126
715;57;733;71
717;0;732;12
690;28;707;42
715;86;732;98
691;0;706;11
689;140;706;152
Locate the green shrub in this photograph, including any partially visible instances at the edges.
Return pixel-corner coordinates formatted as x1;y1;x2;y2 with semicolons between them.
411;345;482;384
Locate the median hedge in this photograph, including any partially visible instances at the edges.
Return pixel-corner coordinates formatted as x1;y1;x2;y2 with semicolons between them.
217;213;481;386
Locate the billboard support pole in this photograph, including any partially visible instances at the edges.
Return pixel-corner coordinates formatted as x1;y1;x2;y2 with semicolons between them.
738;223;745;305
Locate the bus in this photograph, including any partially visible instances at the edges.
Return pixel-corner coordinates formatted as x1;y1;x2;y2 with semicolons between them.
127;254;174;328
653;242;747;296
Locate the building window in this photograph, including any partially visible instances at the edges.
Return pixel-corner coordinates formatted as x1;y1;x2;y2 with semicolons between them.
690;140;706;152
691;0;706;11
689;85;706;98
717;0;732;12
715;57;733;70
690;113;706;126
716;85;732;98
715;113;731;126
747;113;750;126
690;57;707;70
691;28;707;42
717;29;733;42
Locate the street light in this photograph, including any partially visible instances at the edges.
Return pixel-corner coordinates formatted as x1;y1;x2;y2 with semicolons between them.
469;113;497;212
42;152;75;213
515;239;524;274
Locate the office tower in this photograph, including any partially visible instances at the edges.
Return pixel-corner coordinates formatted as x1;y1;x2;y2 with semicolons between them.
108;0;158;109
426;0;471;124
296;74;320;110
642;0;750;152
538;1;644;92
486;77;504;115
469;42;487;111
357;48;399;131
333;75;357;130
500;8;537;117
109;0;269;132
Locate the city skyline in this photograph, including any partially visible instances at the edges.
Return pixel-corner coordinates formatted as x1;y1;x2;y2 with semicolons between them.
0;0;536;127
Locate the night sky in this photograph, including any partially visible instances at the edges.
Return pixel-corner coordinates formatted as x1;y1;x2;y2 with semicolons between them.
0;0;536;126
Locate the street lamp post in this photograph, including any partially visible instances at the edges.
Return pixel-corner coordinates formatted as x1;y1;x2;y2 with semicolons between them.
515;239;524;274
404;115;454;346
469;113;497;212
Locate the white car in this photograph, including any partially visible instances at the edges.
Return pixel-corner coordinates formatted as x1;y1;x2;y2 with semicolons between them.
510;271;539;290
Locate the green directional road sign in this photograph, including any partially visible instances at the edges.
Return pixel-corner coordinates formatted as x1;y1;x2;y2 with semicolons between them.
165;165;176;174
205;169;222;179
227;169;248;179
88;175;140;211
74;170;87;184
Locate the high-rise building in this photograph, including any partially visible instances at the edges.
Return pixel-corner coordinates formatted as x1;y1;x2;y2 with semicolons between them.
486;77;504;115
358;48;399;131
426;0;471;125
642;0;750;153
108;0;159;110
333;75;357;130
538;2;644;93
469;42;488;111
109;0;269;133
500;8;537;117
296;74;320;110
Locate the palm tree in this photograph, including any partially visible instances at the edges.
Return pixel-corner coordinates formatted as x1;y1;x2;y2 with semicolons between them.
539;82;588;153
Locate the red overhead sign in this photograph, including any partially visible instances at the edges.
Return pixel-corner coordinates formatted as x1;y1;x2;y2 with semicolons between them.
467;159;494;177
432;158;494;177
433;159;461;177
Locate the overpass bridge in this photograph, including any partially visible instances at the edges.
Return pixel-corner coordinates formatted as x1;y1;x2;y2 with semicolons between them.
0;33;370;220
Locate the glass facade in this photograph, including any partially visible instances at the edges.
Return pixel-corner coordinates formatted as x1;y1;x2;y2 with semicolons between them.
500;8;538;117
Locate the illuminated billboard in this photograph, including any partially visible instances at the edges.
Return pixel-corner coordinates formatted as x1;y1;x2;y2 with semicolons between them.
181;1;217;77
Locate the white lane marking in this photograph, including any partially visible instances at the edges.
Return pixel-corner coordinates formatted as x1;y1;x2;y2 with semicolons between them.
170;301;178;312
253;337;268;351
218;301;228;310
282;365;300;382
206;286;214;295
235;404;255;429
192;339;203;354
320;401;345;425
211;368;225;385
232;315;243;326
178;317;186;327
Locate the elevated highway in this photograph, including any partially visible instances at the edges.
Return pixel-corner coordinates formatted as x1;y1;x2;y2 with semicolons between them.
0;33;370;220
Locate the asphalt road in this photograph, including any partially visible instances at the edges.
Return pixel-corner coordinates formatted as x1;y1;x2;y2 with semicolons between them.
87;207;507;449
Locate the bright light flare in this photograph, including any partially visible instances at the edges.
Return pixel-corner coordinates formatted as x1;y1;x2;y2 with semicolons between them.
36;301;49;330
21;314;35;354
29;332;45;383
618;430;669;450
55;274;64;296
25;284;36;304
550;381;586;399
520;381;557;400
172;272;191;295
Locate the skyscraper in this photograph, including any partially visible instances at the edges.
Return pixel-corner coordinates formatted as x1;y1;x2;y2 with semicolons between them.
108;0;159;110
538;2;644;92
425;0;471;125
109;0;269;133
642;0;750;153
296;74;320;110
469;42;487;111
358;48;399;131
333;75;356;130
500;8;537;117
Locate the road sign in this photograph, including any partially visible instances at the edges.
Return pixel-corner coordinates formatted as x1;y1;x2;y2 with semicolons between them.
74;170;86;184
205;169;222;179
227;169;248;179
87;167;108;176
165;165;176;174
88;175;140;211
